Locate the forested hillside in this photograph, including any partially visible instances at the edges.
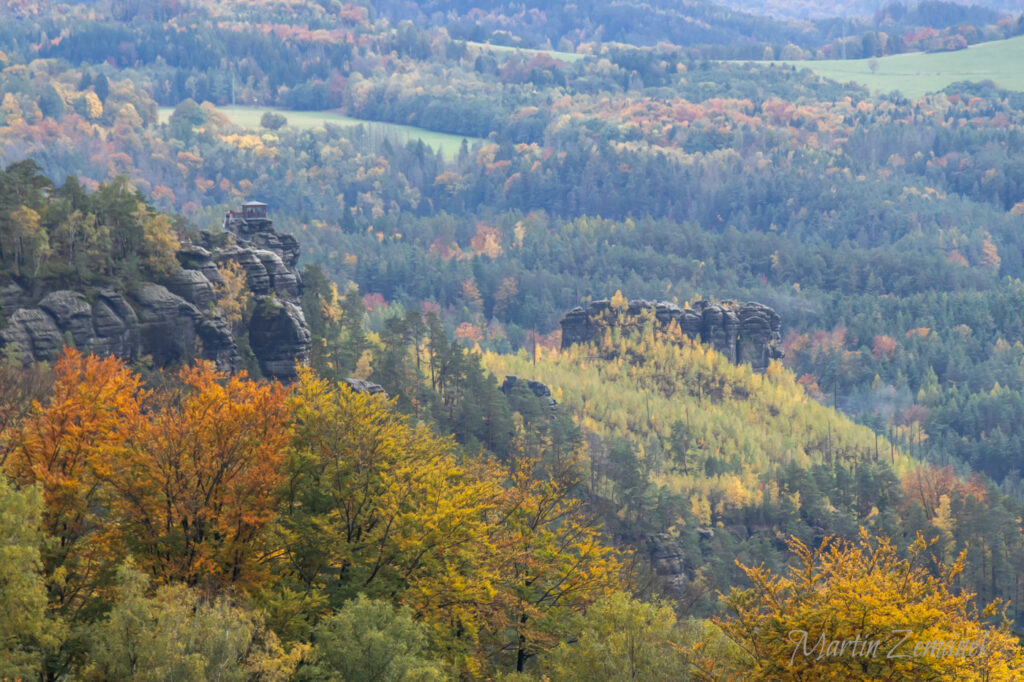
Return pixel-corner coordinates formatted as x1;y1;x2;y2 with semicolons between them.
4;0;1024;677
721;0;1024;22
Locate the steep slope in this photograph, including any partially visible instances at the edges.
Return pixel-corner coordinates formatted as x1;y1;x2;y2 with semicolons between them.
483;326;911;522
478;326;1024;618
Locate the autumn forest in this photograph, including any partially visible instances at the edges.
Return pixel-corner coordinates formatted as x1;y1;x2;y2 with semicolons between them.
3;0;1024;679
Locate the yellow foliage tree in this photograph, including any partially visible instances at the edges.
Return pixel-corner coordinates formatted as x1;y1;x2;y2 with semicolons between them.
82;91;103;120
273;370;502;647
137;208;180;276
214;260;252;333
478;455;628;673
718;529;1024;680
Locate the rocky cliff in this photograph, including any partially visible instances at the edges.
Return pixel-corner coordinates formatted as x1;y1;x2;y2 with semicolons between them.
0;216;311;381
560;298;783;372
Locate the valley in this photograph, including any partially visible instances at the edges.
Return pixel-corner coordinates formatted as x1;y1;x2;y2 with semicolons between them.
2;0;1024;678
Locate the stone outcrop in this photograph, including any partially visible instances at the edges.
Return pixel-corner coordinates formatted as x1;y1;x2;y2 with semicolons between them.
344;378;387;396
161;268;215;309
175;245;223;287
560;298;783;372
254;250;301;299
0;282;29;313
737;302;784;372
501;375;557;409
38;291;94;349
1;308;62;362
250;231;301;269
89;290;140;358
0;208;312;381
249;297;311;380
133;283;233;367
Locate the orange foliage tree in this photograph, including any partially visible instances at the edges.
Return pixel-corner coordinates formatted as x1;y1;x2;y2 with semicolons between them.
5;349;145;614
103;362;291;590
3;350;292;610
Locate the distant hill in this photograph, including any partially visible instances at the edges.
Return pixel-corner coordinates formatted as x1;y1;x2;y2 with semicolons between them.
717;0;1023;21
370;0;821;51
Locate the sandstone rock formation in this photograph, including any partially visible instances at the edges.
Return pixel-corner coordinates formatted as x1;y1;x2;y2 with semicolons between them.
1;209;312;381
501;375;557;409
736;302;784;372
249;297;311;380
344;378;387;396
560;298;783;372
161;268;215;309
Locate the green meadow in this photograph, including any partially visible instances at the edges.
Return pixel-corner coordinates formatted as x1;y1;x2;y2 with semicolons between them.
157;106;484;158
767;35;1024;99
464;40;586;63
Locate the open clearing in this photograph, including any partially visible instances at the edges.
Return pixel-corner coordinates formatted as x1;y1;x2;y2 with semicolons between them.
464;41;586;63
764;35;1024;99
157;106;484;158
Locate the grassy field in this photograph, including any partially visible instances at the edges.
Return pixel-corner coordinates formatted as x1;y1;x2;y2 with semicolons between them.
767;35;1024;99
157;106;484;158
465;41;586;63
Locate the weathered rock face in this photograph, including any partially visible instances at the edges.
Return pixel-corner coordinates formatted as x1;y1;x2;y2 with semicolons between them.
648;534;687;578
501;375;557;409
559;306;601;348
249;297;311;381
0;216;311;381
196;315;238;371
38;291;94;349
344;378;387;396
90;290;140;358
216;246;271;296
161;269;215;309
250;231;301;269
210;247;302;302
0;282;29;313
559;298;783;372
254;249;301;300
210;219;309;378
132;284;238;369
0;285;235;369
176;245;223;287
694;301;740;364
737;302;783;372
1;308;62;362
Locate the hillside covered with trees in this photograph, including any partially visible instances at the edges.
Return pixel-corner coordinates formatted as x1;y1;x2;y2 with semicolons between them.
3;0;1024;678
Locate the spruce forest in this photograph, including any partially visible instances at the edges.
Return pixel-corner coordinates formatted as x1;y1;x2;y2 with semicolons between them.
2;0;1024;678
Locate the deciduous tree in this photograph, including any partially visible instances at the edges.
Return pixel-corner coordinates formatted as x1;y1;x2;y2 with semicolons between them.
103;362;291;590
718;530;1024;680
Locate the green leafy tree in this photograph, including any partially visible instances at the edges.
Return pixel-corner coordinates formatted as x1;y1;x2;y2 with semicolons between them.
85;563;301;681
0;474;64;680
298;595;445;682
537;592;696;681
260;112;288;130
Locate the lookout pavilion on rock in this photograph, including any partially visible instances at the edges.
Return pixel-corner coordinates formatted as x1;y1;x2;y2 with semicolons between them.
225;201;272;237
242;201;267;220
